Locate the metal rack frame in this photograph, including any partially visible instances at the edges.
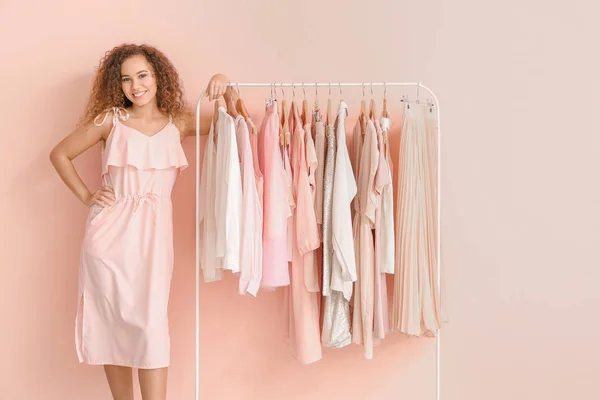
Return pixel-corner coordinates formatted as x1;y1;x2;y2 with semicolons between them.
194;81;442;400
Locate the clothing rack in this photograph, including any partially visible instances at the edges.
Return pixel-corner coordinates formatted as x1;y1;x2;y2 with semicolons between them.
194;82;442;400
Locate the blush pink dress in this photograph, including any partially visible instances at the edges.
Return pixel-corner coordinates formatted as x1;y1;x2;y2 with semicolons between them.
352;118;379;360
285;102;322;365
77;107;188;368
373;119;391;339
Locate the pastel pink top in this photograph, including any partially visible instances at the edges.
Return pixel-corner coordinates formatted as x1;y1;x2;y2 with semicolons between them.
257;102;290;288
235;115;263;296
77;107;187;369
285;102;322;365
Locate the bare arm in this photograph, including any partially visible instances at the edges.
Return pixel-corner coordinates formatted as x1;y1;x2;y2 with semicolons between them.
180;73;240;138
49;118;115;207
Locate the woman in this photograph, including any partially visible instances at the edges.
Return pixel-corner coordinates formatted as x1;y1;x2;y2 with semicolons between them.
49;43;232;400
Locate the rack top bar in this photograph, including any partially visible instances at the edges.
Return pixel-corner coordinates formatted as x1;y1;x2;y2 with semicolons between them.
226;82;424;87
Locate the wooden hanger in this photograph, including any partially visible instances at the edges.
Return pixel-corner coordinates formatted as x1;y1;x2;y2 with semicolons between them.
382;83;389;118
284;84;292;145
301;83;309;126
236;97;248;120
281;83;289;132
360;83;367;122
313;82;319;113
279;83;288;146
326;83;332;125
234;84;256;135
226;86;239;118
369;83;377;119
291;84;300;132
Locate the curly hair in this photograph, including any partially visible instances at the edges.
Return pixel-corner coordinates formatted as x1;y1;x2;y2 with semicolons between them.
81;43;187;126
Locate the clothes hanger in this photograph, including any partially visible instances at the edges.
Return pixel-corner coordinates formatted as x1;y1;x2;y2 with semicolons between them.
360;82;367;123
279;83;288;146
281;82;289;133
382;82;389;118
326;82;332;126
291;83;300;131
235;83;256;135
427;98;434;113
401;94;410;110
226;85;239;118
234;83;248;118
369;82;377;120
301;83;309;126
286;83;293;145
313;82;319;113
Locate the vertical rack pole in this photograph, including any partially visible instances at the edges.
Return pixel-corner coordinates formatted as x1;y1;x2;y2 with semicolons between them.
194;90;206;400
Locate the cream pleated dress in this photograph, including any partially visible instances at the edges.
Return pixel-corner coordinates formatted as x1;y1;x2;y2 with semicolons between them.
76;107;188;368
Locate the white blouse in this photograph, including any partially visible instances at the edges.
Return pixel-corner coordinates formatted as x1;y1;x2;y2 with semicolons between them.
330;101;358;301
214;107;242;273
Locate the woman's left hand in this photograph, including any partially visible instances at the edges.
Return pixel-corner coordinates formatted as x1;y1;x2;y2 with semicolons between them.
206;73;229;101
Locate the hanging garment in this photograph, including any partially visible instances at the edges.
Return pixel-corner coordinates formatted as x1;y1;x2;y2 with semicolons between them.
199;119;222;282
78;107;188;368
214;107;242;273
281;107;295;266
304;118;320;293
235;116;263;296
350;115;364;220
330;101;357;300
373;119;392;339
352;118;379;360
248;116;264;209
379;117;395;275
284;140;295;264
285;103;322;365
320;119;353;349
311;109;326;327
393;103;441;336
313;110;326;241
258;102;290;288
424;105;442;330
424;108;444;324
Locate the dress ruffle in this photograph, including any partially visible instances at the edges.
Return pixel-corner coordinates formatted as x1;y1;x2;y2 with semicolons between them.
98;108;188;176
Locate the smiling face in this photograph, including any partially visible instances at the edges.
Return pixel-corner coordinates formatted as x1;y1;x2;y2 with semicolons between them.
120;54;158;107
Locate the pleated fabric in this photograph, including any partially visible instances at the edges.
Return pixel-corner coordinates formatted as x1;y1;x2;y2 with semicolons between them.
392;103;441;337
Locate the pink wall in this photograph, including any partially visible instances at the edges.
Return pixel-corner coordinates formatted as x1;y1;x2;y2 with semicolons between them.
1;1;598;399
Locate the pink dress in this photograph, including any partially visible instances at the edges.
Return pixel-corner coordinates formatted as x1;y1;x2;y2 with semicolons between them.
285;103;322;365
257;102;290;288
303;120;320;293
77;107;188;368
352;119;379;360
373;119;391;339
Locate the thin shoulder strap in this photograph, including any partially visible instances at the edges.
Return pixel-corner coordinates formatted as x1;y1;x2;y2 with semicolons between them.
93;106;129;127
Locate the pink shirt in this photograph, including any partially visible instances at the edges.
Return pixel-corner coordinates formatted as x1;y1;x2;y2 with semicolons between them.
258;102;290;288
235;116;263;296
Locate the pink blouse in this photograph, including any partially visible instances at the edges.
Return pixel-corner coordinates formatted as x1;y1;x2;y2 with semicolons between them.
257;102;290;288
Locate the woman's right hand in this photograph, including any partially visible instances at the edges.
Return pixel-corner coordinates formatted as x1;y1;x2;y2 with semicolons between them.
85;186;115;208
